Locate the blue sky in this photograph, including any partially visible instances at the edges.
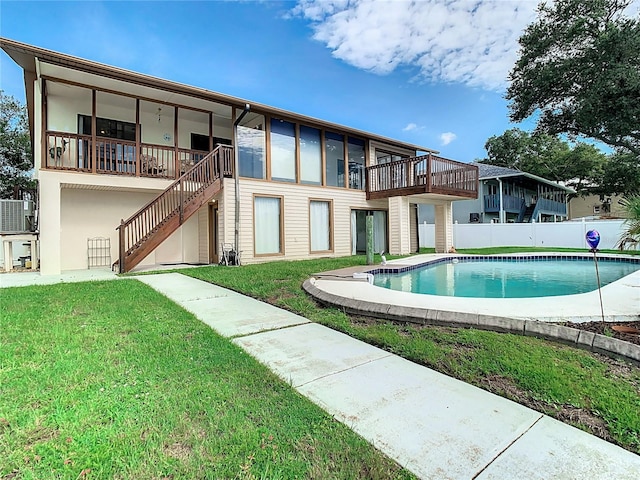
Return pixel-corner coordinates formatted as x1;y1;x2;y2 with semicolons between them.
0;0;615;162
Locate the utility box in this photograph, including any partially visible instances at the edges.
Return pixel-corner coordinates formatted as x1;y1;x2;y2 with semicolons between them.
0;200;36;233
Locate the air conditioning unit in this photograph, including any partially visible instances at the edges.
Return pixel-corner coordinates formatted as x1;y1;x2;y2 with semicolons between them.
0;200;35;233
469;212;480;223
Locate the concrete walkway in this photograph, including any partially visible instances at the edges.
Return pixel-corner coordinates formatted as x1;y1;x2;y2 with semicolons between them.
0;268;118;288
136;273;640;480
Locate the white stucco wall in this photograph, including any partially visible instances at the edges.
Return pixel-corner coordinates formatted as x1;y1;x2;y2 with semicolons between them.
58;187;200;271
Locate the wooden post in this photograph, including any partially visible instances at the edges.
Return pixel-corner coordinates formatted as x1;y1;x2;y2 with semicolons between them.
91;90;97;174
118;219;125;274
135;98;140;176
179;180;184;224
41;79;47;169
426;153;432;192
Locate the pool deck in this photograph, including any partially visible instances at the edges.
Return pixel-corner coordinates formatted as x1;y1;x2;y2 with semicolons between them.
310;254;640;324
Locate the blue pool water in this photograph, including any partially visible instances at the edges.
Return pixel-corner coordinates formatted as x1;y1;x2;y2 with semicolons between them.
373;257;640;298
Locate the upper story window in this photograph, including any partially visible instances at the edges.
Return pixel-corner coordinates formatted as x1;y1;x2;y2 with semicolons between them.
270;118;296;182
376;151;407;164
78;115;136;141
348;137;365;190
300;126;321;185
238;112;266;179
325;131;344;187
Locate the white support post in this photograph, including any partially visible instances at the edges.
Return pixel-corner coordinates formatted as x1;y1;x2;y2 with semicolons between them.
38;173;62;275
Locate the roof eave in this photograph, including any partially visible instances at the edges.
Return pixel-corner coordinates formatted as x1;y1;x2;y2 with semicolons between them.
1;37;437;154
480;172;575;193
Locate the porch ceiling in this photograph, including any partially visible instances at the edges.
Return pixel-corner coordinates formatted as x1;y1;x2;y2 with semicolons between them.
408;192;477;203
40;62;233;118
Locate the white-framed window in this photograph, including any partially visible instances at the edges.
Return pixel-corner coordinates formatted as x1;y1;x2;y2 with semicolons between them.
310;200;332;252
254;195;283;255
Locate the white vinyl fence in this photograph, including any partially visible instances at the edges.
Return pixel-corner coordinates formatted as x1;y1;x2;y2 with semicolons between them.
419;220;632;251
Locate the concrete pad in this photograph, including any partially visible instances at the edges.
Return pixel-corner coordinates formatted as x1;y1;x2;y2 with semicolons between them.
297;354;543;480
233;323;392;387
136;273;310;337
477;416;640;479
136;273;230;302
181;296;309;337
0;268;118;288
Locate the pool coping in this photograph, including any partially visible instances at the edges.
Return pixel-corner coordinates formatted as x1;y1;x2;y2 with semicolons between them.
303;253;640;364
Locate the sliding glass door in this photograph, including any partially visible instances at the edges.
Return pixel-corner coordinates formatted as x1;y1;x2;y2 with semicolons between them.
351;210;387;255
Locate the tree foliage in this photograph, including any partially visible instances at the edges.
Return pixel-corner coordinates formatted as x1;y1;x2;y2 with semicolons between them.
0;91;35;199
616;195;640;249
507;0;640;156
480;128;606;194
598;150;640;196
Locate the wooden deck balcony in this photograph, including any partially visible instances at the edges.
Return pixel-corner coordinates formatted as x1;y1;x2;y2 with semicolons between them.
366;154;478;200
45;131;234;180
484;194;525;213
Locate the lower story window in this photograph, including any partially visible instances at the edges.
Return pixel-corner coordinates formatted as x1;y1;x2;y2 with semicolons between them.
310;200;332;252
254;196;282;255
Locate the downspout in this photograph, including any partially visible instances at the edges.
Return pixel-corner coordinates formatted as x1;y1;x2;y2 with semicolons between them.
233;104;251;256
497;177;504;223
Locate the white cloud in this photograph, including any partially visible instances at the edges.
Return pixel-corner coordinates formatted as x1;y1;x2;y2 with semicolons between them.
293;0;540;91
403;122;420;131
440;132;457;145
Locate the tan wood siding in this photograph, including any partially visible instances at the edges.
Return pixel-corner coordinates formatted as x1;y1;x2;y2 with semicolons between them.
237;179;386;263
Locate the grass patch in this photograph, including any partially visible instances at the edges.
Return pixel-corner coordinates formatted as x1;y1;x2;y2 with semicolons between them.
180;254;640;454
0;280;415;479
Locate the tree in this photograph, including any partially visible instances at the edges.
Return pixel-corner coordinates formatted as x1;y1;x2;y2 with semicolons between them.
0;91;35;199
507;0;640;156
480;128;606;194
598;150;640;196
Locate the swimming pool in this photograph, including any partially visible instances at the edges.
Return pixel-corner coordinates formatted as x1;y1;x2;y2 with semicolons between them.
373;256;640;298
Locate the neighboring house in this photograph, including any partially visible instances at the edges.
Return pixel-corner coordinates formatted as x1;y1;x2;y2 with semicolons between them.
568;194;626;220
1;38;478;275
420;163;573;224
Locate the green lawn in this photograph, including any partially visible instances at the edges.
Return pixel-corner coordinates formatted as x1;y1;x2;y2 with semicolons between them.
180;252;640;454
0;280;415;479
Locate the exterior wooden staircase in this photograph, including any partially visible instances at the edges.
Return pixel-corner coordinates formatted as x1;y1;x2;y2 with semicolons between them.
115;145;233;273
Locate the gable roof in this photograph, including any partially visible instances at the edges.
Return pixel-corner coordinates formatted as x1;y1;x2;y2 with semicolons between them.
469;162;575;193
1;37;438;155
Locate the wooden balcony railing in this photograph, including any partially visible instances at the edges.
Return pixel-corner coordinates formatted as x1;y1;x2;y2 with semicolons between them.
45;131;93;172
116;144;232;273
484;194;525;213
45;131;234;180
366;154;478;200
536;198;567;216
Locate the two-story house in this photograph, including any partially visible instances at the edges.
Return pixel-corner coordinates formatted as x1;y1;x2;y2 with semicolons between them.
421;163;573;224
1;38;478;275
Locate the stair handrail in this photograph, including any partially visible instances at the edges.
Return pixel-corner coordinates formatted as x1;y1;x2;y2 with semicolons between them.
530;201;542;223
517;200;527;222
117;145;232;272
